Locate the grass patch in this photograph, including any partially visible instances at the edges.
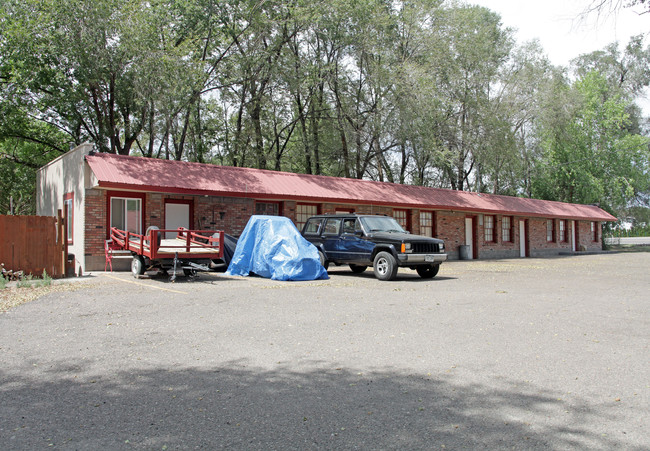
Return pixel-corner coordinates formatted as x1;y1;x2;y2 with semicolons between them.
0;276;86;314
606;244;650;253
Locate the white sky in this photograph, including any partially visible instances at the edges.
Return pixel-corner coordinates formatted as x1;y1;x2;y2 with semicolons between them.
468;0;648;66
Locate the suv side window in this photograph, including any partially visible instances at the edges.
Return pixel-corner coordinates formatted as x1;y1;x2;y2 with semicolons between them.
303;218;323;235
342;218;360;234
323;218;342;236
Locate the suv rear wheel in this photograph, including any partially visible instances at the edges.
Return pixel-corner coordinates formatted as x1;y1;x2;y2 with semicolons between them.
373;251;398;281
318;250;329;270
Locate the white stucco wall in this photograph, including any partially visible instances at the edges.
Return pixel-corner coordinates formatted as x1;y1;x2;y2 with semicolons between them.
36;143;94;273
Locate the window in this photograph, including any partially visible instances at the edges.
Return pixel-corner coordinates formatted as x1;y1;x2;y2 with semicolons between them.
484;215;495;242
303;218;324;235
546;219;555;242
342;218;361;234
502;216;512;242
420;211;433;237
110;197;142;234
296;204;318;230
393;209;409;231
559;219;567;242
591;222;599;242
64;192;74;244
255;202;279;216
323;218;341;236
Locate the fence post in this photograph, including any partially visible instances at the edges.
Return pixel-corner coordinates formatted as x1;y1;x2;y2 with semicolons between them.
57;209;68;278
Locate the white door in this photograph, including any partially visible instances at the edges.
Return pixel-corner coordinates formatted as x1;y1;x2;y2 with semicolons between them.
519;220;526;258
465;217;474;260
571;220;577;252
165;203;190;239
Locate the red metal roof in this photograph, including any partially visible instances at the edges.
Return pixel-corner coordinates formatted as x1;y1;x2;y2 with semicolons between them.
85;152;616;221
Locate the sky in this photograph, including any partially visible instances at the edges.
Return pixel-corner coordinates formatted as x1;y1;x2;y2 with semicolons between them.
469;0;648;67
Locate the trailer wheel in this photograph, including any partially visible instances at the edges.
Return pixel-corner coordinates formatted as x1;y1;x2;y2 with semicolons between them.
131;255;145;278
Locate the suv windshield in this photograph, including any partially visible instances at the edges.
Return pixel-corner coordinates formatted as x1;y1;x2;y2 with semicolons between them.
360;216;406;233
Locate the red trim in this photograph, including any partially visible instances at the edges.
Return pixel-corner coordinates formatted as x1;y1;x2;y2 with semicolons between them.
64;192;74;245
164;198;195;229
484;215;496;243
521;219;530;257
547;219;556;242
501;215;514;243
97;181;612;221
255;201;282;216
559;219;568;243
393;208;410;232
472;216;479;259
296;202;321;214
466;215;479;259
296;203;321;228
419;210;435;237
106;191;146;239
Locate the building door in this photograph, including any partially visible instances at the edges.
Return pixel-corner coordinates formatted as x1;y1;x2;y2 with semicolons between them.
165;201;191;239
519;220;527;257
465;217;474;260
571;220;578;252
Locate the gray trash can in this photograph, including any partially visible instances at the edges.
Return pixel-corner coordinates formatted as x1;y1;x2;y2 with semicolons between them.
459;245;471;260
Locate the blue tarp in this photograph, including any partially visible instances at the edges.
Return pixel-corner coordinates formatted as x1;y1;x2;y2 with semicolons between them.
226;215;329;281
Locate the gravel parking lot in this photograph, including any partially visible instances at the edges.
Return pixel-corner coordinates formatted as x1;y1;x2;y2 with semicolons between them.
1;253;649;450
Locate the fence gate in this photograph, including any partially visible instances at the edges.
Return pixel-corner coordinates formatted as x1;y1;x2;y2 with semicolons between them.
0;211;67;278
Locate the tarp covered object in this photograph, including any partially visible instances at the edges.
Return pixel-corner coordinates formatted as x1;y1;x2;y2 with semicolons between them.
226;215;329;281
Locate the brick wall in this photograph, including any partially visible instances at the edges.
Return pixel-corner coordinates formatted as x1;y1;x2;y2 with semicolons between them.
83;188;604;271
195;195;254;236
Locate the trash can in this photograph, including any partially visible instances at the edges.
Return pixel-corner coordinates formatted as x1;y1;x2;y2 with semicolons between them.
66;253;76;277
459;245;471;260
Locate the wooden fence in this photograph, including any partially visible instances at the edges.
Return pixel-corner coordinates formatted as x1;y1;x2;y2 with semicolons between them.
0;211;68;278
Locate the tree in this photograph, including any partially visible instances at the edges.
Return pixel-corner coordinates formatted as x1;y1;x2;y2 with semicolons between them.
532;71;650;215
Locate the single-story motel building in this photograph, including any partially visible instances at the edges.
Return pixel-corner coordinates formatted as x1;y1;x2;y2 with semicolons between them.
37;144;616;274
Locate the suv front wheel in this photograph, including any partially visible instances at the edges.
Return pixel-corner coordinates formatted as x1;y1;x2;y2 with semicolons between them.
416;264;440;279
373;251;398;281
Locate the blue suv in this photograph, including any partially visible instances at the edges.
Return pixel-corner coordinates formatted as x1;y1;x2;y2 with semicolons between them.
301;214;447;281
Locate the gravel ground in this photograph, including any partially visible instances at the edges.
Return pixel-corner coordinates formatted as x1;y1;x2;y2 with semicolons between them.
1;253;648;450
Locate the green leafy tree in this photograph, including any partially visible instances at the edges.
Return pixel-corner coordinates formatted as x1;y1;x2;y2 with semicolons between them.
532;71;650;215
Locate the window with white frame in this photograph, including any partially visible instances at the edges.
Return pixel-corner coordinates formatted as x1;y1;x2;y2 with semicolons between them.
591;221;598;242
559;219;567;242
393;209;408;231
484;215;495;242
502;216;512;242
547;219;555;242
420;211;433;237
296;204;318;230
110;197;142;234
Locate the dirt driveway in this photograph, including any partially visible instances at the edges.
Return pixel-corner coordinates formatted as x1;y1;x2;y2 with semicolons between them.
1;253;648;450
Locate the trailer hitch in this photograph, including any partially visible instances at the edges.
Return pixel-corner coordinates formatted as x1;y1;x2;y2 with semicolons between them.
170;253;210;282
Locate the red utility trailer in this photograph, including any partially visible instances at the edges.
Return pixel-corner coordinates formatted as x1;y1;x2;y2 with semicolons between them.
110;226;225;280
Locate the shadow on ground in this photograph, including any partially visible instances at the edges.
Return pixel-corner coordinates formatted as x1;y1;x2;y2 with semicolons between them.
0;361;636;450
